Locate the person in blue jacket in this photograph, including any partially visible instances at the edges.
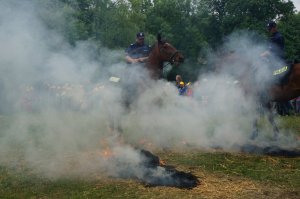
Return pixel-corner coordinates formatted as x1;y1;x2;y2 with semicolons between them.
178;81;188;96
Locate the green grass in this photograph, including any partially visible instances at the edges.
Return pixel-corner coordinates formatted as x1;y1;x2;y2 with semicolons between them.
1;150;299;198
160;151;300;186
279;115;300;135
0;115;299;198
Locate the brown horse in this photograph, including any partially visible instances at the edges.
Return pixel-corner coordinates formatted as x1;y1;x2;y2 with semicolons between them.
252;62;300;139
123;33;184;105
109;33;184;136
268;63;300;101
215;51;300;139
145;33;184;79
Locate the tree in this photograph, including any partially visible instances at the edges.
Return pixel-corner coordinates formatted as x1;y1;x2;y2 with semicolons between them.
279;12;300;61
202;0;295;45
35;0;299;80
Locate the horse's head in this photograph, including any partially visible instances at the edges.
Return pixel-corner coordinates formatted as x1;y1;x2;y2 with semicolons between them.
156;33;184;66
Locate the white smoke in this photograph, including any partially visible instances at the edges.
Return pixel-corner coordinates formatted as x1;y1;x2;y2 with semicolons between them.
0;0;298;181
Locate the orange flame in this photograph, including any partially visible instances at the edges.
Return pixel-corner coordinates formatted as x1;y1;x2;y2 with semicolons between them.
101;148;113;158
159;160;166;166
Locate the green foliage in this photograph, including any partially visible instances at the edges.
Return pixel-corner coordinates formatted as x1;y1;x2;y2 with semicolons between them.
36;0;299;80
279;13;300;62
203;0;295;40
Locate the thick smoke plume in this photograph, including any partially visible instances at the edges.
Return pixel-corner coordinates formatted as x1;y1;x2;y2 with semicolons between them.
0;0;298;181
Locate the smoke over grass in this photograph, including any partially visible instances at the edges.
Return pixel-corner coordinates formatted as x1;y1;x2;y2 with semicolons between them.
0;0;298;181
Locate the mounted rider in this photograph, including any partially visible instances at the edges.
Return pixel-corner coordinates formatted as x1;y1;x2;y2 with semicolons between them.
260;21;290;86
125;32;151;64
122;32;151;110
261;21;285;60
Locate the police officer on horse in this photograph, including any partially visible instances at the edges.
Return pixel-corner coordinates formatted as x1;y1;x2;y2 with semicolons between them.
261;21;285;59
125;32;151;64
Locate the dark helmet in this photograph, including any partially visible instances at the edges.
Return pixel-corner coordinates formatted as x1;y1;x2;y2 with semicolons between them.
267;21;276;30
136;32;145;38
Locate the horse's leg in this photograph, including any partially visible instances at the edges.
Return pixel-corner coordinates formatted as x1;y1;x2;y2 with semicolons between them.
250;100;263;140
268;109;279;140
107;113;123;136
265;102;279;140
250;118;259;140
107;83;138;141
268;113;279;140
106;99;125;143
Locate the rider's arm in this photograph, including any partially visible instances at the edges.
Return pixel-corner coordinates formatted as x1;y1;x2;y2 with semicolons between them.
138;56;148;63
125;55;148;64
125;45;139;64
260;50;271;57
125;55;139;64
125;44;149;64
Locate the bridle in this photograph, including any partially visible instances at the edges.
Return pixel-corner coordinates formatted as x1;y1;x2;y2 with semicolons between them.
158;43;180;65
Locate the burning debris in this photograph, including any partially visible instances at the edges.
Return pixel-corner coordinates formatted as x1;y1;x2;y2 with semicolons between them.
137;149;200;188
100;146;200;189
240;144;300;157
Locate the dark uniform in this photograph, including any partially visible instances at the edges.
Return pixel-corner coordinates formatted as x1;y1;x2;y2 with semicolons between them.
122;34;151;109
125;43;151;60
267;22;291;115
267;21;285;59
269;31;285;59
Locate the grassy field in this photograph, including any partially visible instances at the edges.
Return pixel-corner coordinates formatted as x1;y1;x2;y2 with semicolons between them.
0;115;299;199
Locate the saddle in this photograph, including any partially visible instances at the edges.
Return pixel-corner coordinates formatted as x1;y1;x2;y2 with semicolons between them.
251;61;292;104
271;63;292;86
256;56;292;86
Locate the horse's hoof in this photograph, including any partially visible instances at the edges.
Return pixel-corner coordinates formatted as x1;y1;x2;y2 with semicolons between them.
271;133;279;141
250;131;258;140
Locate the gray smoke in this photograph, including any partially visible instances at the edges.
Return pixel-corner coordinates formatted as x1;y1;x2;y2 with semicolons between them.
0;0;298;181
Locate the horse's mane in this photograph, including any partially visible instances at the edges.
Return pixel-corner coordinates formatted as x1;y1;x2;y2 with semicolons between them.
149;34;168;54
151;34;167;47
